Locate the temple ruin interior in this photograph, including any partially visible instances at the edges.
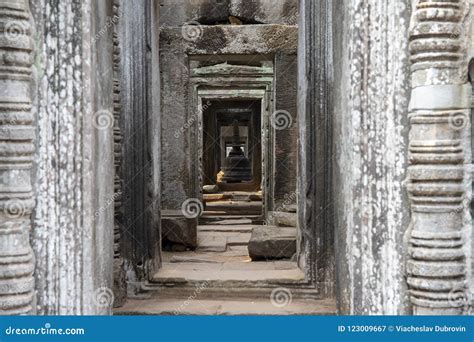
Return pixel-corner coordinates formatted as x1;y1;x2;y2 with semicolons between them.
1;0;473;317
136;4;312;315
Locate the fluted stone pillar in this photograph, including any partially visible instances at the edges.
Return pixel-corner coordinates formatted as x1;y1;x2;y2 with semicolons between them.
407;0;472;315
0;0;35;315
119;0;161;289
297;0;335;295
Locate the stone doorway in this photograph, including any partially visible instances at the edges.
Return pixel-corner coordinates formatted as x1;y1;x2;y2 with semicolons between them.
157;59;304;309
115;0;335;314
201;99;263;216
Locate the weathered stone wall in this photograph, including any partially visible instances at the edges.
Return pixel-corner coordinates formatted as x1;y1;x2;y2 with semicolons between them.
160;0;297;26
332;0;411;314
31;0;115;315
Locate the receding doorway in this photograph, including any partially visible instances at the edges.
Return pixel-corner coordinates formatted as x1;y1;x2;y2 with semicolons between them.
201;99;263;217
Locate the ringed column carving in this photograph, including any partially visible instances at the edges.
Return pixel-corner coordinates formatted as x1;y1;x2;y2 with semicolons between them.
407;0;472;315
0;0;35;315
112;0;126;307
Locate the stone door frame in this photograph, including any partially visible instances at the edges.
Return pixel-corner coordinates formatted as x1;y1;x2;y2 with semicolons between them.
189;63;274;220
190;62;325;292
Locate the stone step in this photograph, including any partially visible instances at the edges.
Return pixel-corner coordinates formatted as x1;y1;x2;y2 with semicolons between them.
198;224;253;233
199;216;260;224
168;256;222;264
151;262;304;286
142;283;320;302
204;201;262;215
146;260;319;304
162;247;251;264
203;193;232;202
115;296;336;315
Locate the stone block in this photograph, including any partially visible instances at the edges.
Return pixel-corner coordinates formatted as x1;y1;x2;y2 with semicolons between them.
203;185;220;194
162;217;197;248
272;211;297;227
248;226;296;260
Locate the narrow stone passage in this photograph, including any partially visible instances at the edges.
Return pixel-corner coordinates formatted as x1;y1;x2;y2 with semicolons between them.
115;217;335;315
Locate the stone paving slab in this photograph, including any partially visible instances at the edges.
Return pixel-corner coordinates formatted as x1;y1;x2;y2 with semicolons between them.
226;233;252;246
196;235;227;252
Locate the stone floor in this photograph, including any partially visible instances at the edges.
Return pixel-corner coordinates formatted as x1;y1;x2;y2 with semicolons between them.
156;218;302;286
115;217;336;315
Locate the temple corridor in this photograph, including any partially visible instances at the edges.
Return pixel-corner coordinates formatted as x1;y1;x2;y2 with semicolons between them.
1;0;472;317
117;216;334;315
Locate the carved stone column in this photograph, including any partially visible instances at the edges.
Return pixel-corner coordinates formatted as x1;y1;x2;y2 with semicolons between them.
120;0;161;287
297;0;335;295
0;0;35;315
112;0;126;307
407;0;472;315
